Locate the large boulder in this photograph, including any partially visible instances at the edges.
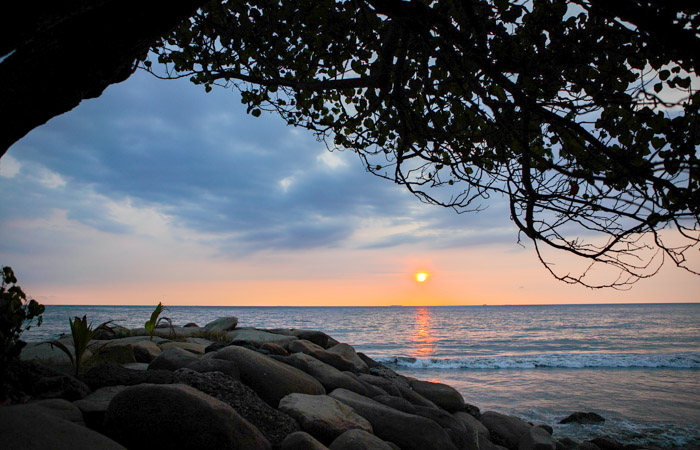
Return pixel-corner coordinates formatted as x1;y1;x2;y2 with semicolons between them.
518;426;556;450
83;363;177;390
559;412;605;424
73;385;128;432
279;393;373;445
268;329;332;348
212;345;325;406
226;328;298;347
326;343;369;373
3;360;90;401
286;352;369;396
288;339;356;372
329;388;457;450
30;398;86;426
159;341;207;355
204;316;239;333
397;384;439;408
148;347;199;371
0;403;126;449
185;358;241;380
408;378;465;412
358;373;402;397
174;368;300;447
454;411;492;448
480;411;532;450
20;342;85;366
329;429;395;450
104;383;271;449
372;394;418;414
281;431;329;450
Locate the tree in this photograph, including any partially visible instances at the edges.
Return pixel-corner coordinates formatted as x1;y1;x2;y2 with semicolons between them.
3;0;698;288
146;0;699;288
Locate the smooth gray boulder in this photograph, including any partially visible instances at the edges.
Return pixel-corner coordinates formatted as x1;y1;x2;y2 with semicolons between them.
148;346;199;371
159;341;207;355
519;426;556;450
73;385;128;431
329;388;458;450
327;343;369;373
20;342;82;365
287;352;369;396
204;316;239;333
213;345;325;406
408;378;465;412
0;403;126;449
104;383;271;449
289;339;357;372
226;328;298;347
186;358;241;380
279;393;373;444
268;329;332;348
281;431;329;450
480;411;533;450
31;398;86;426
397;384;439;408
358;373;402;397
454;411;492;448
329;429;394;450
372;394;418;414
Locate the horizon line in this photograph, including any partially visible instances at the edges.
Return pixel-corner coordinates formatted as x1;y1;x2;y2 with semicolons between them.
42;302;699;307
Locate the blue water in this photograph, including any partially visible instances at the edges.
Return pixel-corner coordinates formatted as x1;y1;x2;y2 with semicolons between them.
22;303;700;448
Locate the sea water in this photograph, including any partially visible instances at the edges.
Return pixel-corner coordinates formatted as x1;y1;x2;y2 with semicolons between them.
22;303;700;448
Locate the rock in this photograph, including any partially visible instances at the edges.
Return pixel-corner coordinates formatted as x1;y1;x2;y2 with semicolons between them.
30;398;86;426
481;411;533;450
185;358;241;380
159;341;207;355
130;326;203;339
212;345;325;406
226;328;298;347
3;360;90;401
535;424;554;435
93;324;130;340
356;352;383;369
372;394;417;414
408;378;466;412
174;368;300;446
558;437;582;449
560;412;606;424
183;322;199;327
0;403;126;449
412;405;472;450
574;444;601;450
397;384;439;408
104;383;271;449
343;371;387;397
454;411;491;447
148;347;199;371
329;388;458;450
368;365;411;387
185;337;215;346
259;341;289;355
330;429;395;450
289;339;357;372
519;426;556;450
287;352;369;396
94;339;162;364
20;342;82;366
206;341;230;353
269;329;332;348
83;363;178;390
279;393;373;444
73;385;128;432
463;403;482;418
327;343;369;373
204;316;239;333
358;373;402;397
588;437;623;450
281;431;329;450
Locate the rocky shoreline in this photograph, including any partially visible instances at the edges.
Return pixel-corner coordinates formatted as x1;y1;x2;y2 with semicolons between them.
1;316;666;449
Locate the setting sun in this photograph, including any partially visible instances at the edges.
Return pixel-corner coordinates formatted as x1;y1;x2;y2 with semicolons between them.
416;272;428;282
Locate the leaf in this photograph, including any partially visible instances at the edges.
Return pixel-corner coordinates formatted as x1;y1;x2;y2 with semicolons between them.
653;83;663;93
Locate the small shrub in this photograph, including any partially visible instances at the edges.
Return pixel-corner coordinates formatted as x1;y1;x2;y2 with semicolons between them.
49;315;114;376
144;302;174;341
0;266;44;368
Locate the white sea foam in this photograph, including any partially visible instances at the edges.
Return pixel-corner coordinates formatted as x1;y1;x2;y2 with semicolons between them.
377;352;700;369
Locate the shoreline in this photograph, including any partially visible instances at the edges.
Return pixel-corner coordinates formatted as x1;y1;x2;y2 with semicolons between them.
4;316;695;449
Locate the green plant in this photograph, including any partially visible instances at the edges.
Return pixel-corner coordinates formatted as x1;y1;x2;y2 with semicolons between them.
0;266;44;368
144;302;173;341
49;315;113;376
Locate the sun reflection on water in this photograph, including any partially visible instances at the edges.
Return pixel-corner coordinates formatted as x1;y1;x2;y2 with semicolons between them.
412;307;436;357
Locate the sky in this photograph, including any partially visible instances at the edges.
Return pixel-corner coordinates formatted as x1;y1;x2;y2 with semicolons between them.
1;66;698;306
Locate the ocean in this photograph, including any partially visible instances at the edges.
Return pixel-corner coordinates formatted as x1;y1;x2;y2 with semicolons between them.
22;303;700;448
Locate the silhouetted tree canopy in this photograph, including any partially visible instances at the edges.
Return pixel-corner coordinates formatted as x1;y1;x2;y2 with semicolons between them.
3;0;698;288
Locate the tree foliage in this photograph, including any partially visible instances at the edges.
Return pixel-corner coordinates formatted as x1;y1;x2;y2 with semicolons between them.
0;267;44;369
148;0;699;288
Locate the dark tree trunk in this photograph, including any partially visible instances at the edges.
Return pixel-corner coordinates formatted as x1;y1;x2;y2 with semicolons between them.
0;0;206;158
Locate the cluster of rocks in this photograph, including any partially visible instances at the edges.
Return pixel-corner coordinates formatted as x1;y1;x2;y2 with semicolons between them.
2;316;650;450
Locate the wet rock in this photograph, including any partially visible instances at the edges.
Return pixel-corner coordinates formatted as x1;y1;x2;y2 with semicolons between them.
408;377;466;412
104;383;271;449
481;411;532;450
212;345;325;406
281;431;329;450
356;352;383;369
560;412;605;424
327;343;369;373
174;368;299;446
148;346;199;371
330;429;395;450
519;426;556;450
279;393;373;444
203;316;239;333
329;388;457;450
0;403;126;449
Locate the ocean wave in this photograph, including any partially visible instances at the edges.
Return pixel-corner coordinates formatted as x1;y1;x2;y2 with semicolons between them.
376;352;700;369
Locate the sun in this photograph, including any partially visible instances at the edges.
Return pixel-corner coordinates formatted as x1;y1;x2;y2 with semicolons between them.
415;272;428;282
